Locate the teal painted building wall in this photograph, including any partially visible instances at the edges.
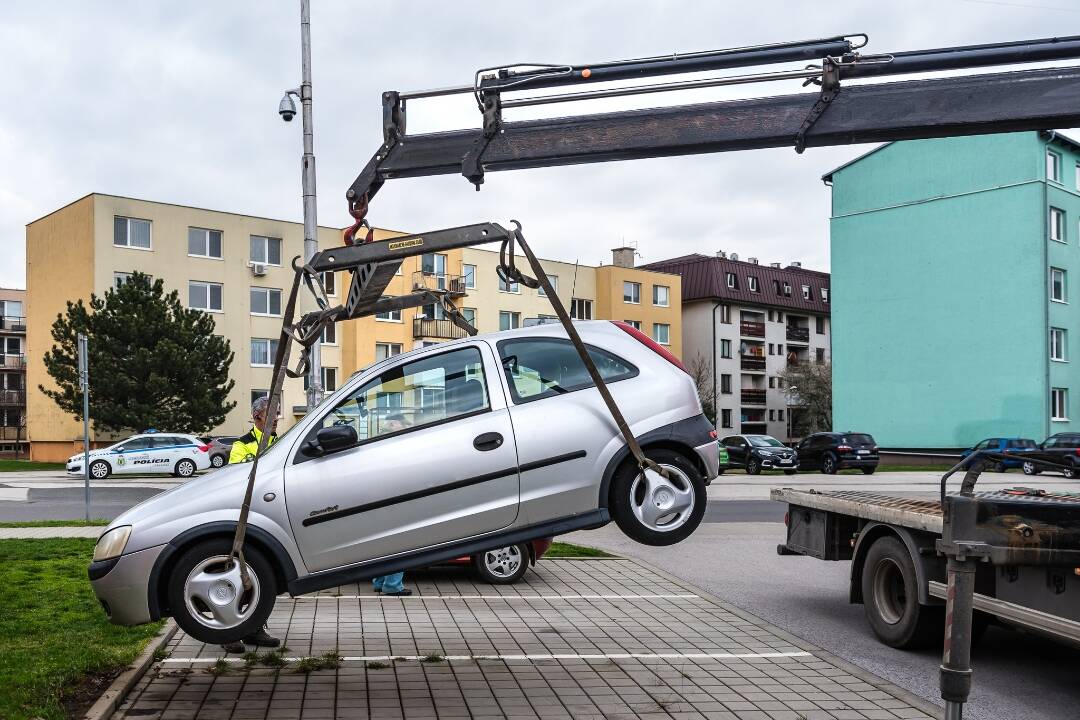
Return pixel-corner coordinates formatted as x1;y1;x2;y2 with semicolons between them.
829;132;1080;448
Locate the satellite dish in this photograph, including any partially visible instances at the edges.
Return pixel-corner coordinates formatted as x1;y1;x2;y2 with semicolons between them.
730;253;739;261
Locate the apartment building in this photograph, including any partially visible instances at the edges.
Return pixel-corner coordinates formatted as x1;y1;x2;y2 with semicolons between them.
826;131;1080;448
642;253;831;440
0;289;27;457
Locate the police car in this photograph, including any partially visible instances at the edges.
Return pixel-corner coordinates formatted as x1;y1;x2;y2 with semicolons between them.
66;432;213;479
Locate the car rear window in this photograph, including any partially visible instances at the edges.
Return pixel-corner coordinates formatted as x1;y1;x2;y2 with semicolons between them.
843;434;875;446
1007;439;1036;448
498;337;638;404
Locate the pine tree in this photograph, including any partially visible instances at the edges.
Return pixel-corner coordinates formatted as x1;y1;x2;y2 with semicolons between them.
41;272;236;434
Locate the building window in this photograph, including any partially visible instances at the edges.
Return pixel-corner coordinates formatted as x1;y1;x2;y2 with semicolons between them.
768;343;774;355
721;409;732;428
1052;387;1069;421
624;320;641;330
498;274;520;293
461;307;477;326
250;287;283;316
653;323;670;345
1047;150;1062;183
623;281;641;304
571;298;593;320
726;273;737;289
463;264;476;289
375;342;403;360
249;235;282;265
4;337;20;356
251;338;279;367
802;284;811;300
188;227;223;258
322;367;338;392
778;409;784;421
375;296;401;322
653;285;670;307
777;343;784;355
113;272;147;289
499;311;521;331
1050;207;1066;243
816;347;825;363
769;409;775;421
821;287;829;303
777;311;784;323
748;276;759;293
321;323;337;345
1052;327;1068;362
1051;267;1067;303
189;281;223;312
539;275;558;298
768;376;775;389
1076;163;1080;191
322;271;336;296
251;389;269;406
720;304;731;323
772;280;781;296
816;317;825;334
113;217;151;249
782;282;791;297
720;339;732;358
768;310;774;322
721;374;732;394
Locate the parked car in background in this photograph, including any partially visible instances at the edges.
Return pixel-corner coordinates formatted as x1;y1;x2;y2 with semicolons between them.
721;434;798;475
796;432;879;475
716;442;729;474
1023;433;1080;477
67;432;212;479
960;437;1038;472
439;538;552;584
199;436;240;469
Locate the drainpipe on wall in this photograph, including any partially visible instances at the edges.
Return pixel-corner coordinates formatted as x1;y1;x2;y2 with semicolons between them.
712;301;721;428
1043;137;1052;439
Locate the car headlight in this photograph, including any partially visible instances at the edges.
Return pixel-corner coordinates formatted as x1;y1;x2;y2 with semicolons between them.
93;525;132;562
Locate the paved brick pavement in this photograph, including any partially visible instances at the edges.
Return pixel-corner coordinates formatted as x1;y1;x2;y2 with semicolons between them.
115;558;939;719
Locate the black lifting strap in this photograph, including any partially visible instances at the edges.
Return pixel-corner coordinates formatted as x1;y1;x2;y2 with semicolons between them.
505;222;668;480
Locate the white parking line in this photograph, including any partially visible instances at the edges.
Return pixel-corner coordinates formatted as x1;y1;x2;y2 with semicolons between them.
163;651;813;663
294;593;700;601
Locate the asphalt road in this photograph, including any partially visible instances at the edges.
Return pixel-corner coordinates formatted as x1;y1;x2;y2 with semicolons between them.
0;485;162;521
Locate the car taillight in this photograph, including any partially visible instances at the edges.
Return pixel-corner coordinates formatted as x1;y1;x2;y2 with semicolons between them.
837;445;852;452
197;444;210;452
611;321;688;373
709;430;718;440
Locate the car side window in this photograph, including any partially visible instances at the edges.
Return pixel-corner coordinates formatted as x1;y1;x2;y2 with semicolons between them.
151;436;181;448
497;337;638;404
120;438;152;451
309;346;489;444
973;440;988;450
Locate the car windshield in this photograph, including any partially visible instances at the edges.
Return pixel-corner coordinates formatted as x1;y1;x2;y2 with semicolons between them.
748;436;785;447
844;434;874;445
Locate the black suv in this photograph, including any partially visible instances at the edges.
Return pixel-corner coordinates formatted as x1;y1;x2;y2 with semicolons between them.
720;434;798;475
1023;433;1080;478
796;432;879;475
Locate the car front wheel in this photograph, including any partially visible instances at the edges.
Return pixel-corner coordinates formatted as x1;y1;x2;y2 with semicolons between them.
89;460;111;480
175;459;196;478
609;448;707;546
472;543;531;584
746;458;762;475
1022;461;1040;476
167;538;276;645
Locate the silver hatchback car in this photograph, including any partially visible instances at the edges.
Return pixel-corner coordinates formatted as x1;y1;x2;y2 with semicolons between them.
89;321;719;643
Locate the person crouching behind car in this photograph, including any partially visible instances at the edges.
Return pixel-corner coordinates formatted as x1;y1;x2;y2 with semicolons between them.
223;396;281;652
370;413;413;597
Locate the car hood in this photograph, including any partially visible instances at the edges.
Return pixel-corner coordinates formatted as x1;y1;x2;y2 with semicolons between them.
67;448;117;463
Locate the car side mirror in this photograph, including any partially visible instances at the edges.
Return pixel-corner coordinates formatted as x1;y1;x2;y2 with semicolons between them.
302;425;358;458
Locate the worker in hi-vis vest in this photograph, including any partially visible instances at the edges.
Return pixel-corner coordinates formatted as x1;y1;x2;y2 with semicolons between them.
222;396;280;653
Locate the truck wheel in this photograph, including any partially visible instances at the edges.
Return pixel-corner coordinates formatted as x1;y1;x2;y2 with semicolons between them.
822;453;838;475
861;536;942;649
167;538;277;645
471;543;531;584
609;448;706;546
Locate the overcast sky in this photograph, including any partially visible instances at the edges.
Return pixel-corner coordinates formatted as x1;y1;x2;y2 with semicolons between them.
3;0;1079;288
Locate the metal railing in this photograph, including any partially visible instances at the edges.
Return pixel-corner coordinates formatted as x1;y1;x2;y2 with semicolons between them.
0;316;26;332
740;355;766;371
0;390;25;405
0;427;25;440
740;389;767;405
412;271;467;297
0;355;25;369
786;326;810;343
739;321;765;338
413;317;469;340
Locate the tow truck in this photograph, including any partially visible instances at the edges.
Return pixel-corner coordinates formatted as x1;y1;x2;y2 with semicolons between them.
249;31;1080;718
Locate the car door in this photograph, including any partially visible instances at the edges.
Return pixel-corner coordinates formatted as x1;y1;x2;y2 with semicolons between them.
724;436;747;467
797;435;817;469
285;343;520;573
113;437;152;474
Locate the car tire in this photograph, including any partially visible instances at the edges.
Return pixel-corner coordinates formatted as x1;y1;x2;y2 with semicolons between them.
471;543;531;584
167;538;277;645
174;459;197;478
1022;461;1040;476
783;469;798;475
210;454;227;469
861;466;877;475
609;448;707;546
861;536;942;649
746;458;762;475
1064;465;1076;480
89;460;111;480
822;453;839;475
994;462;1008;473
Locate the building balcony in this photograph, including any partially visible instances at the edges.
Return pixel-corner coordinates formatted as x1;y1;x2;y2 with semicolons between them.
0;355;25;369
413;317;469;340
739;321;765;338
0;390;24;406
0;316;26;332
740;355;766;372
0;426;25;441
740;389;767;405
786;326;810;343
412;272;467;298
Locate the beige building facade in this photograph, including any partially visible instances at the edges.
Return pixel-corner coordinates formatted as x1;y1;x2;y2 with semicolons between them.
0;288;27;456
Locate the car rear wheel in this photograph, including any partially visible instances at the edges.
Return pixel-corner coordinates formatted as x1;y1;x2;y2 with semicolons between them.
1022;461;1040;476
861;536;942;649
1064;465;1076;479
89;460;111;480
210;454;227;469
746;458;762;475
471;543;531;584
167;538;276;645
994;462;1008;473
610;448;706;546
822;453;838;475
174;459;197;478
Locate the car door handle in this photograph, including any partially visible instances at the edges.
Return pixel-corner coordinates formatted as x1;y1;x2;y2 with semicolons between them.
473;432;504;451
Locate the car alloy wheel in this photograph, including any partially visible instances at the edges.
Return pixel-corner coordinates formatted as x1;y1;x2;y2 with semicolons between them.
629;463;696;533
483;546;523;579
1022;461;1038;475
823;454;837;475
90;460;110;479
176;459;196;478
182;555;261;632
211;454;226;468
746;458;762;475
1065;466;1076;479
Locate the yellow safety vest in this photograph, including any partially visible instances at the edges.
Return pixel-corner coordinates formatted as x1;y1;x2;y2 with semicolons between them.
228;427;277;464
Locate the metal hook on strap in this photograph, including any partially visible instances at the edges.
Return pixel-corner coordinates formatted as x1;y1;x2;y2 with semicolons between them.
343;194;375;246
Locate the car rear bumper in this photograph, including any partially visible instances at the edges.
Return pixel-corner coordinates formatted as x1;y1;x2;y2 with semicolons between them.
839;456;879;468
693;440;721;482
88;544;166;626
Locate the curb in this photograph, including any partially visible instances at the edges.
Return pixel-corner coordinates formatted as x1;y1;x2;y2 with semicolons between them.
83;619;177;720
618;556;945;718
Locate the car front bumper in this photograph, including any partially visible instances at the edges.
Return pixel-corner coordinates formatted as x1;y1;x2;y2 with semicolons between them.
88;543;166;626
760;456;798;469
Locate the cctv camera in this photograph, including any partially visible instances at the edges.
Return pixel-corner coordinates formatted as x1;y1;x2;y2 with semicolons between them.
279;93;297;122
